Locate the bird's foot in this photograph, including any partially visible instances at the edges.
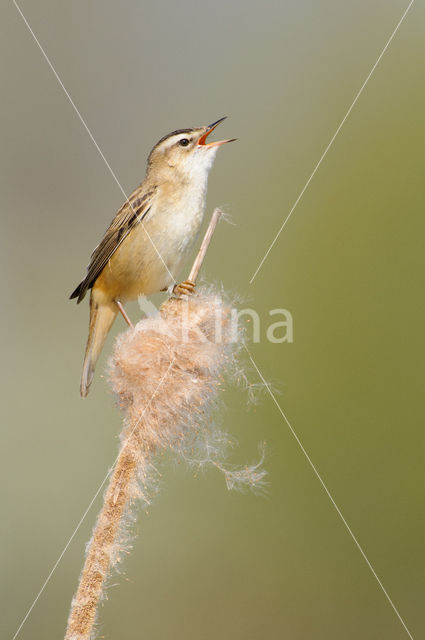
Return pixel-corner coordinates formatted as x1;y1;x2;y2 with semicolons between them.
173;280;196;297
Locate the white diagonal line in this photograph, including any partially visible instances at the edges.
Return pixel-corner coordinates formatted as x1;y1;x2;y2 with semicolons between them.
246;347;414;640
249;0;415;284
12;0;175;284
11;359;175;640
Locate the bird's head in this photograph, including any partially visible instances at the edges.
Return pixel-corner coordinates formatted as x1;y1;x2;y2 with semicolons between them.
147;117;236;183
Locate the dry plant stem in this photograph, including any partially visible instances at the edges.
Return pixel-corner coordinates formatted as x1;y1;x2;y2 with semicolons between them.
188;207;223;283
65;209;223;640
65;435;144;639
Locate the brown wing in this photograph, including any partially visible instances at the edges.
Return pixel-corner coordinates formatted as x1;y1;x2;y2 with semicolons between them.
70;185;157;303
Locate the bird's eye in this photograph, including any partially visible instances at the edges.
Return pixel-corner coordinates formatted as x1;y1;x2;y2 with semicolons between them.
179;138;190;147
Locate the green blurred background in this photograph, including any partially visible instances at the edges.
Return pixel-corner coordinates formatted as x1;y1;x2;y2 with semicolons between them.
2;1;424;638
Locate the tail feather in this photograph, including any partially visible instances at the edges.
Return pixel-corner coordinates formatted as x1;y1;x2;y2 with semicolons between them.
70;279;90;303
80;295;118;397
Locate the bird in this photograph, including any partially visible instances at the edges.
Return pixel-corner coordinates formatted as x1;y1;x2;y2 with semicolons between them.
70;117;235;397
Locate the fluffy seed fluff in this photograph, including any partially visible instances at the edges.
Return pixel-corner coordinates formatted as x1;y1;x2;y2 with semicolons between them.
65;286;266;640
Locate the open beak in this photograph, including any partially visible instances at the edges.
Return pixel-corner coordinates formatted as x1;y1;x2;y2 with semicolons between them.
197;116;237;148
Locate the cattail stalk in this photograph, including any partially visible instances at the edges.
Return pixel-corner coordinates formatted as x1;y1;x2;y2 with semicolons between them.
65;446;138;639
64;209;265;640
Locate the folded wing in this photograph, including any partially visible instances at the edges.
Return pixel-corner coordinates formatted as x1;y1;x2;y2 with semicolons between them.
70;186;157;303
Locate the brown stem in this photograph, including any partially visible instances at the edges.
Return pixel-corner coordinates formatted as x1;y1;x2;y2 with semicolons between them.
188;207;223;283
64;433;144;640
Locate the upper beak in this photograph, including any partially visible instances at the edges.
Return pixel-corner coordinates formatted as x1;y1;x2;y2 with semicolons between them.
197;116;237;148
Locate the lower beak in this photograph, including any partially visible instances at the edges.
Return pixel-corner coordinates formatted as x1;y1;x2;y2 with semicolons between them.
202;138;237;149
197;116;237;147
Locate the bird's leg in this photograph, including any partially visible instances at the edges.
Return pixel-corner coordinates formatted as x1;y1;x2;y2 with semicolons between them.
115;300;134;328
173;280;196;297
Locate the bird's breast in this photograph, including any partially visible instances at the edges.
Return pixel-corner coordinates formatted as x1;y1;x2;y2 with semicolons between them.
147;183;206;278
96;182;207;301
157;183;206;251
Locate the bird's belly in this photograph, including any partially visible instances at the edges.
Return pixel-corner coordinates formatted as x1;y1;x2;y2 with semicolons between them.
95;199;204;302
